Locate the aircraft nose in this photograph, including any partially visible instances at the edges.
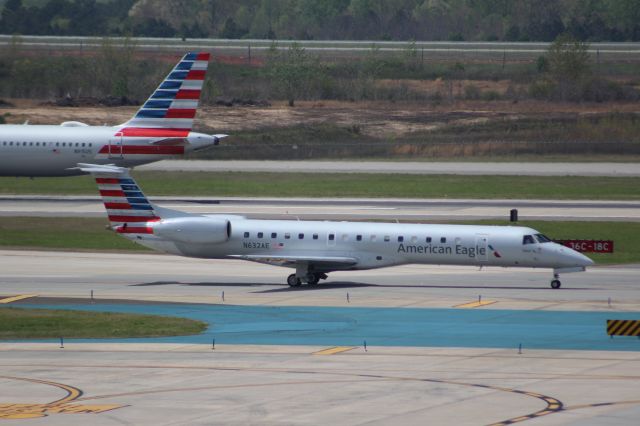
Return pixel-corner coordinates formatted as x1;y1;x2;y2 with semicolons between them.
559;244;594;267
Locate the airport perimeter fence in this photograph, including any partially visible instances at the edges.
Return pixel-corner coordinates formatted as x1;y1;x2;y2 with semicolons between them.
192;140;640;160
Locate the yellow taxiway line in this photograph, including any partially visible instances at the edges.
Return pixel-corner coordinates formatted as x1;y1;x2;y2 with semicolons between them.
0;295;38;304
313;346;356;355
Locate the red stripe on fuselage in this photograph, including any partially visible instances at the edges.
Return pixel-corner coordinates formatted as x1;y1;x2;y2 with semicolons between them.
108;215;159;223
119;128;191;137
98;145;185;155
165;109;196;119
175;90;201;100
116;226;154;234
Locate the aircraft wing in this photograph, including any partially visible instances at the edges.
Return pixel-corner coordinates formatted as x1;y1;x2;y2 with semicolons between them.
228;254;358;269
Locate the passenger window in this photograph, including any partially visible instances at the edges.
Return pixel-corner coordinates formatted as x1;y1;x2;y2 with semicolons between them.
523;235;535;245
384;236;390;242
426;237;432;243
398;236;404;242
257;232;263;238
356;235;362;241
82;143;85;147
298;233;304;239
313;234;318;240
440;237;446;243
271;232;277;238
285;233;291;239
244;232;249;238
329;234;335;241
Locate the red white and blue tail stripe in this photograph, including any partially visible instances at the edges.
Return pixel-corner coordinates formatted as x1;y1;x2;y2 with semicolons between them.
78;164;158;234
119;52;210;138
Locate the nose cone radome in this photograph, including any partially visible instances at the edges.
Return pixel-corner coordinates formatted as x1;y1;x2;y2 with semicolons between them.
556;243;594;268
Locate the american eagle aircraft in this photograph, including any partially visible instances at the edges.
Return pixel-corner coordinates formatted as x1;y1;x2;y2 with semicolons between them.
79;163;593;289
0;52;225;177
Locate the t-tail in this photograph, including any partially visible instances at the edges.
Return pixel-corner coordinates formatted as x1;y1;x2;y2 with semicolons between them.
79;163;161;235
79;163;229;253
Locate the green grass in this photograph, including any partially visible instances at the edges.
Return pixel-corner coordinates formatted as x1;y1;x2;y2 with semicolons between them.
0;217;147;251
1;171;639;200
0;217;637;265
0;307;207;339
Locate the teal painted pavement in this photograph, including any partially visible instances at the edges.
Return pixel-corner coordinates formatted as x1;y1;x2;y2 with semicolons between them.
9;303;640;351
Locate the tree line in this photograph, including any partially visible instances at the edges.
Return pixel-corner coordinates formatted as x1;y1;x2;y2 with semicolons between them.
2;0;640;42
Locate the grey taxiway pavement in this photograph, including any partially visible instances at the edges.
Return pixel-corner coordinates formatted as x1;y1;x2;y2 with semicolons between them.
1;250;640;424
138;160;640;176
2;195;639;221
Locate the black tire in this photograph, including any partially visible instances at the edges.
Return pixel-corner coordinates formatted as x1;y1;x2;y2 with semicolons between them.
551;279;561;289
306;273;320;285
287;274;301;287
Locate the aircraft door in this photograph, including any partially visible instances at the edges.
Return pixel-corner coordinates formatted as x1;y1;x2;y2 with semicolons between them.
476;234;489;262
108;133;124;159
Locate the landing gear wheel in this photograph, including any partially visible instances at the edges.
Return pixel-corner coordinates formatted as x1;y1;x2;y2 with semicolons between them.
550;279;561;289
287;274;301;287
306;273;320;285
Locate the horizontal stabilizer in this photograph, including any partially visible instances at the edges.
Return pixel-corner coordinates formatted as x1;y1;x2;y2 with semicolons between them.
75;163;129;175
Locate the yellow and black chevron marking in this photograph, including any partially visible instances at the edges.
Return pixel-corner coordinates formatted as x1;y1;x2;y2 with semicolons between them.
0;376;125;419
607;320;640;336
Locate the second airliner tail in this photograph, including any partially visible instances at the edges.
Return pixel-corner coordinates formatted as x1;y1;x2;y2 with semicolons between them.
119;52;210;137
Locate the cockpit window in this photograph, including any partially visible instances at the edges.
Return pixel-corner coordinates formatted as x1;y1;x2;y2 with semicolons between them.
523;235;535;245
535;233;552;243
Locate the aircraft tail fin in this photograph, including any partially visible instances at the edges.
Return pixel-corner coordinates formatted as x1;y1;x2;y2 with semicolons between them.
119;52;210;137
77;163;187;234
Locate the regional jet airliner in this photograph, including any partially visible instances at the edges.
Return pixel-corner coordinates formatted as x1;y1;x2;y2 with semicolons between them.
0;52;225;177
79;163;593;289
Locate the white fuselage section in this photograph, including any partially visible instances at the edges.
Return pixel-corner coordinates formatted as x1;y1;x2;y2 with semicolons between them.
0;125;214;177
136;218;593;273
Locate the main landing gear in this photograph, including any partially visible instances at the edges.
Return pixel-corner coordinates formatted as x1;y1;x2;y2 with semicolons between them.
550;273;561;289
287;273;328;287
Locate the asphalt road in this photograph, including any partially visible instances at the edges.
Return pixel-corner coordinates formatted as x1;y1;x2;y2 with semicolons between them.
138;160;640;177
3;36;640;62
2;196;639;221
2;251;639;424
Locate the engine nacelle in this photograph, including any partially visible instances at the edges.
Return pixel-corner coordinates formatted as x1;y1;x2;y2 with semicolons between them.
153;217;230;244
